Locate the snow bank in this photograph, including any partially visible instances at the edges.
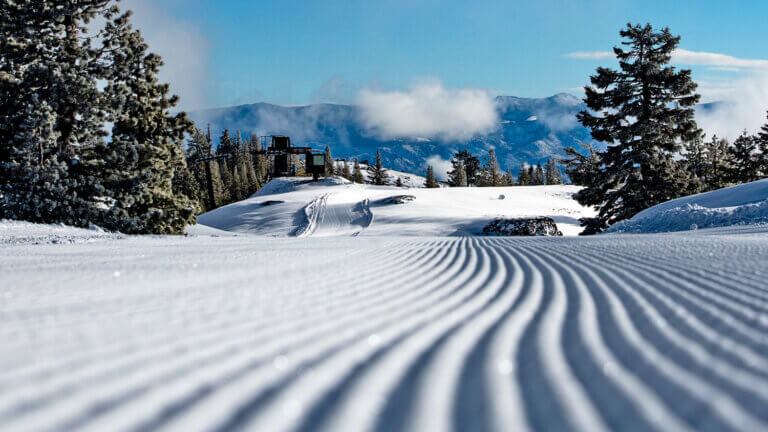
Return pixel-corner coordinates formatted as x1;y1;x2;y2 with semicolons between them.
0;220;123;245
608;178;768;233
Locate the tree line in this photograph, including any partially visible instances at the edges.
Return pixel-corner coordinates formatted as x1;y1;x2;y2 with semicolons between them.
560;23;768;234
442;149;563;187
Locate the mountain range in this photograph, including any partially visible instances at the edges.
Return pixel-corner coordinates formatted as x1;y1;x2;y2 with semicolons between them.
189;93;595;177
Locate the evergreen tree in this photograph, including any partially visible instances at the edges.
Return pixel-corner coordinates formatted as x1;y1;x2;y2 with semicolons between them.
544;157;563;185
367;150;390;185
531;164;545;185
727;131;760;184
94;9;196;234
757;113;768;178
517;163;531;185
681;134;707;191
324;145;335;176
501;169;514;186
448;149;480;185
576;23;701;228
477;149;501;186
560;142;601;186
424;165;440;188
395;177;404;187
704;135;732;191
352;158;365;183
341;161;352;180
447;159;468;187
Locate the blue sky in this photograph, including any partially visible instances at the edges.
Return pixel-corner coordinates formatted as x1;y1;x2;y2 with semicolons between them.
128;0;768;136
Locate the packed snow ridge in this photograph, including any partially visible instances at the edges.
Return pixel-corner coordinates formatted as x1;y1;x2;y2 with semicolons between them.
3;179;768;431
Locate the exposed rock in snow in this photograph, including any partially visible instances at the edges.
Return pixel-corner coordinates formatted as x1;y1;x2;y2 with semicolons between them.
481;217;563;236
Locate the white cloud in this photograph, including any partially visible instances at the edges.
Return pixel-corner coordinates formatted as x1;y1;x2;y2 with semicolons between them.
696;71;768;140
564;48;768;72
425;155;453;181
123;0;211;111
356;81;499;141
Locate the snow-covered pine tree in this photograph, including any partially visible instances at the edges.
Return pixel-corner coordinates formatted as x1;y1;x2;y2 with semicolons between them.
517;163;530;185
704;134;732;191
1;0;110;225
94;9;196;234
425;165;439;188
544;157;563;185
367;150;390;185
727;131;761;184
501;169;514;186
352;158;365;183
576;23;701;228
324;145;335;177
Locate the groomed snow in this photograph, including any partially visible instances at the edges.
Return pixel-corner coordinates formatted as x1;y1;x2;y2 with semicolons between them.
607;178;768;233
2;222;768;431
199;177;594;237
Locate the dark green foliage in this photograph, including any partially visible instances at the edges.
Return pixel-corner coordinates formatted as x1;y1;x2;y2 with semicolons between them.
447;149;481;186
395;177;404;187
352;159;365;183
530;164;545;185
517;163;530;185
367;150;390;185
759;113;768;178
727;131;761;184
501;169;514;186
1;2;197;234
324;145;335;176
560;142;601;186
544;157;563;185
341;161;352;180
576;23;701;228
424;165;440;188
477;150;502;187
703;135;732;191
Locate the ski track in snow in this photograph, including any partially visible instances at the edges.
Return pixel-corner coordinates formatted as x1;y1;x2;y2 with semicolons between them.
296;192;373;238
2;230;768;431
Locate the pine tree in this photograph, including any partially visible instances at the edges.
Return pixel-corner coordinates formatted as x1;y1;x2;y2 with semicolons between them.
757;113;768;178
704;134;731;191
367;150;390;185
560;142;601;186
447;159;468;187
576;23;701;228
530;164;545;185
544;157;563;185
727;131;760;184
324;145;335;177
352;158;365;183
501;169;514;186
425;165;440;188
681;134;707;190
341;161;352;180
448;149;480;186
477;149;501;187
94;9;196;234
517;163;531;185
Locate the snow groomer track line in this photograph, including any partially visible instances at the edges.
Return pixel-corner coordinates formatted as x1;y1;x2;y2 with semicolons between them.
2;228;768;431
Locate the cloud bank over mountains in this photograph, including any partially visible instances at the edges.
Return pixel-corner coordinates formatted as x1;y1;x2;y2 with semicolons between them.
356;82;499;141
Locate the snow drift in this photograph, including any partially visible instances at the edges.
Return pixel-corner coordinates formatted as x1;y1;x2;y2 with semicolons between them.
608;179;768;233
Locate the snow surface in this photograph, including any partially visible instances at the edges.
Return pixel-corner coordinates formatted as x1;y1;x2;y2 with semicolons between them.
199;177;593;237
2;221;768;431
608;178;768;233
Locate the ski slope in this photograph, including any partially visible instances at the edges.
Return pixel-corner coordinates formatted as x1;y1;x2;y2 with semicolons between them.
2;221;768;431
199;177;593;237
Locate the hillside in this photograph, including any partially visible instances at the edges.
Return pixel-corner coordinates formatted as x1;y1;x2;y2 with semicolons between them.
189;93;594;176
